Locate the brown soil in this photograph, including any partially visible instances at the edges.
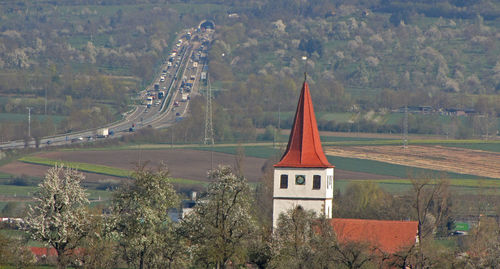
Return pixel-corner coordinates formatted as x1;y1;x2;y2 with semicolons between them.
0;149;392;183
325;145;500;179
36;149;268;182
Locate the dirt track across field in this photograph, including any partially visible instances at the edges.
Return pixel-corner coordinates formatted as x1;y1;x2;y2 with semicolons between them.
325;145;500;179
0;149;394;183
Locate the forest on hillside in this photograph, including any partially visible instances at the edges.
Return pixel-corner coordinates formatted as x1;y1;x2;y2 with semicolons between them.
0;1;221;141
171;0;500;142
0;0;499;142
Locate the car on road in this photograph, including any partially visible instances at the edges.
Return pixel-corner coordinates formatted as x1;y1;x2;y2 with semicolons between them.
71;137;83;143
176;112;181;116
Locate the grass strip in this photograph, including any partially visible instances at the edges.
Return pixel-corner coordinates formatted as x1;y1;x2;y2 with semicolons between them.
0;185;37;196
57;139;500;153
0;184;113;201
189;145;282;159
347;179;500;188
19;156;131;178
169;177;208;186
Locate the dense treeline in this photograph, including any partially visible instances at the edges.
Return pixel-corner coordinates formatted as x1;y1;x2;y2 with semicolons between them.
0;0;499;142
200;0;499;140
2;164;500;268
0;1;226;140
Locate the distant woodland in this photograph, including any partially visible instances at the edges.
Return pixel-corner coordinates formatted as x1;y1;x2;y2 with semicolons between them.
0;0;499;142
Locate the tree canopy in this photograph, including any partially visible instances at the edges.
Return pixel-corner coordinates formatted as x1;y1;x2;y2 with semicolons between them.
25;165;90;269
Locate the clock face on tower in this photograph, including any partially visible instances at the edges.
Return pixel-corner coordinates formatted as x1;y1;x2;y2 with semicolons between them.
295;175;305;185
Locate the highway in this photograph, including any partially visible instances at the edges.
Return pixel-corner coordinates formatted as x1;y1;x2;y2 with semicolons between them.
0;27;213;150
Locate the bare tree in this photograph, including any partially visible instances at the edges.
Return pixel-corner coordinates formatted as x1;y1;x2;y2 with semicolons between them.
333;241;373;269
410;174;450;266
234;144;245;178
464;216;500;267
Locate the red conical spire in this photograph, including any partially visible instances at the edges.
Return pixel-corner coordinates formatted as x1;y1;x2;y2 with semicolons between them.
275;79;333;168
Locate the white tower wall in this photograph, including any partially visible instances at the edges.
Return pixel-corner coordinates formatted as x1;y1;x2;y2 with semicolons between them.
273;167;334;227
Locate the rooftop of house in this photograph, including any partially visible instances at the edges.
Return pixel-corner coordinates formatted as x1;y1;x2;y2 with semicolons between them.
330;218;419;254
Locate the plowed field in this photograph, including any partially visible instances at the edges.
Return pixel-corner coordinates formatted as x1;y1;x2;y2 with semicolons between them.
0;149;395;183
325;145;500;179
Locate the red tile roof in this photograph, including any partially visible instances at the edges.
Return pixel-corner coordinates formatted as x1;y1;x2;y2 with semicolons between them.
30;247;83;257
329;218;418;254
30;247;57;257
275;80;333;168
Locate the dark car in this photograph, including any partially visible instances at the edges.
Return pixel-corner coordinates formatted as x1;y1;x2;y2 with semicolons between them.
71;137;83;143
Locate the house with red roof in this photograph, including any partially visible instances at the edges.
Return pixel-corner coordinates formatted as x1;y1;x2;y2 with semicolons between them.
273;76;418;256
330;218;418;254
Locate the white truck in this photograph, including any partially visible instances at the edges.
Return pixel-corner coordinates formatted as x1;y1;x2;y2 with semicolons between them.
181;93;189;102
97;128;109;138
146;96;153;108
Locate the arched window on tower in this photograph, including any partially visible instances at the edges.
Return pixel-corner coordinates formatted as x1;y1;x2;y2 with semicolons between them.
313;175;321;189
280;174;288;189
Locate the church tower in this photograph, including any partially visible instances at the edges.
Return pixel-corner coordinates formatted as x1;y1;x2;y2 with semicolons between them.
273;78;334;227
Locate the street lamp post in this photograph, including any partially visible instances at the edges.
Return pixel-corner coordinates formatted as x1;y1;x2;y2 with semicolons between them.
27;107;33;137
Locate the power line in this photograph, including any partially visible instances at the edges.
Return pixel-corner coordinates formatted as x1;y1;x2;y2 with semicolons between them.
403;105;408;149
27;107;33;138
204;75;214;145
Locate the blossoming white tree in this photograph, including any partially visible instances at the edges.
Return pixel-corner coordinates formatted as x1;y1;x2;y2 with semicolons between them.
181;165;255;268
26;165;89;269
112;165;183;269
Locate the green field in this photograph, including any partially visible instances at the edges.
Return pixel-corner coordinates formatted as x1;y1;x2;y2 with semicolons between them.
19;156;132;178
191;145;282;160
3;137;498;198
0;185;37;197
347;178;500;189
319;136;390;142
439;143;500;153
0;184;111;201
185;142;495;180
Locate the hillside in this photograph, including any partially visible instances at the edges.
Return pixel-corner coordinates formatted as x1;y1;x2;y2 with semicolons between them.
0;0;499;143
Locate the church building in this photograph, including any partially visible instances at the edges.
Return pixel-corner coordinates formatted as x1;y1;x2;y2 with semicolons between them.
273;77;419;256
273;78;334;227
